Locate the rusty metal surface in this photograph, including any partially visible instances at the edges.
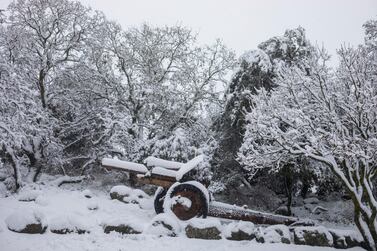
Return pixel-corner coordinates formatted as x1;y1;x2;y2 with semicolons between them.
208;202;298;225
137;175;175;188
171;190;203;221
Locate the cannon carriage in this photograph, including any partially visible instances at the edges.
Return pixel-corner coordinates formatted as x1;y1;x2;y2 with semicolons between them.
102;155;299;225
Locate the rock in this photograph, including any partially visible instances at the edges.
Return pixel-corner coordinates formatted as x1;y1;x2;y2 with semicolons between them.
224;221;255;241
304;197;319;205
109;185;132;201
109;186;149;206
51;228;89;234
87;200;98;210
185;218;222;240
304;204;315;211
5;209;47;234
329;229;365;249
292;197;304;207
102;218;143;235
50;215;90;235
35;196;49;206
293;226;333;247
103;224;141;234
274;206;290;216
0;182;7;198
18;190;42;202
82;189;93;198
258;225;291;244
144;213;181;237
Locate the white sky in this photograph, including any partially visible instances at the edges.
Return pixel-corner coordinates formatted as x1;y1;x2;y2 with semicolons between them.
1;0;377;65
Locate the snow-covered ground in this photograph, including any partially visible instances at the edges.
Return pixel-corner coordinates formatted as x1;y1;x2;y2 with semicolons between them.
0;183;365;251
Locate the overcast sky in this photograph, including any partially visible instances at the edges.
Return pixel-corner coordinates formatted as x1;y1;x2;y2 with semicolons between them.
1;0;376;65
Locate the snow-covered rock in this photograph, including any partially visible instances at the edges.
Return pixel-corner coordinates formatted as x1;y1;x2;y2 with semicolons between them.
122;189;149;204
274;205;290;216
304;197;319;205
329;229;365;249
110;185;150;207
185;218;222;240
82;189;93;198
87;200;99;210
35;196;49;206
223;221;255;241
144;213;181;237
18;190;42;202
0;182;7;198
50;214;90;234
258;225;291;244
5;209;47;234
293;226;333;247
109;185;132;201
102;218;144;235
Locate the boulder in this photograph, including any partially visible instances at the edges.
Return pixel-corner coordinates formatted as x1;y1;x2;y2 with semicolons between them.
274;206;290;216
5;209;47;234
329;229;365;249
109;186;150;206
87;200;98;210
103;224;141;234
35;196;49;206
82;189;93;199
103;218;143;235
258;225;291;244
144;213;181;237
18;190;42;202
50;215;90;235
223;221;255;241
109;185;132;201
185;218;222;240
304;197;319;205
293;226;333;247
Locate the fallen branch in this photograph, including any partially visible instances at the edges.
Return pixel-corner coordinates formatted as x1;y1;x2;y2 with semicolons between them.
51;175;86;187
312;206;328;214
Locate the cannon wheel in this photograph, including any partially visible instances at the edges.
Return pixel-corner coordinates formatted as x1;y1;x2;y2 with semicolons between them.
153;186;167;214
165;181;209;221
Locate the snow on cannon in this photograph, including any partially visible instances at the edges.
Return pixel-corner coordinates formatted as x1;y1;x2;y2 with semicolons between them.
102;155;300;225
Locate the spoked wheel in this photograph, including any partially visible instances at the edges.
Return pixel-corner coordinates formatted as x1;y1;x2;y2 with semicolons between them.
165;181;209;221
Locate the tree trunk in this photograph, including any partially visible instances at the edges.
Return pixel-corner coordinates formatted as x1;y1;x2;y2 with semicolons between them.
38;69;47;109
3;145;22;191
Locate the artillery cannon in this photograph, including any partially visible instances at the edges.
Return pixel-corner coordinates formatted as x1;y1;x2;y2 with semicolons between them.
102;155;300;225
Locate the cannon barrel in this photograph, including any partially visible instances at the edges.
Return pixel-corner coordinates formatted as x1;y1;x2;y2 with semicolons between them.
208;201;299;225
